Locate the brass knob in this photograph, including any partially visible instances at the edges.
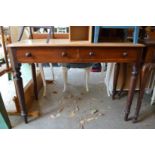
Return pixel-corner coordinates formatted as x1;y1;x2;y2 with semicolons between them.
25;52;32;57
122;52;128;57
62;52;67;57
89;51;95;56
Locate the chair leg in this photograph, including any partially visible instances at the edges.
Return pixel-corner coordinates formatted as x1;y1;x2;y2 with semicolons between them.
39;63;46;97
49;63;54;81
85;67;90;92
62;67;68;92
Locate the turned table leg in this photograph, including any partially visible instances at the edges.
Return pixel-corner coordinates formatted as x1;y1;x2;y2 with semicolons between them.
124;63;139;121
13;63;28;123
9;48;28;123
133;64;151;122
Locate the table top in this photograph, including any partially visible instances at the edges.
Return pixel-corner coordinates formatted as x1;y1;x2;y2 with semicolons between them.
8;39;145;48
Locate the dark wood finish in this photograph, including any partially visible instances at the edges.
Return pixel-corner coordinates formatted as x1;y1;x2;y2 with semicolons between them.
118;63;127;98
133;64;153;122
15;47;141;63
112;63;120;99
18;27;41;102
124;63;140;121
9;48;28;123
133;42;155;122
8;39;145;123
31;63;38;100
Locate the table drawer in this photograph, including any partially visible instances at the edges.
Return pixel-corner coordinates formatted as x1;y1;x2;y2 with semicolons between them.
78;47;140;62
16;47;79;63
15;47;140;63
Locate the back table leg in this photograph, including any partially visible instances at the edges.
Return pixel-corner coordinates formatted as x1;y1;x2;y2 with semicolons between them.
31;63;38;100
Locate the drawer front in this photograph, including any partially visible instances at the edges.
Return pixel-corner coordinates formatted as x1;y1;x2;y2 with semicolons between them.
16;47;79;63
15;47;140;63
145;47;155;63
78;47;140;62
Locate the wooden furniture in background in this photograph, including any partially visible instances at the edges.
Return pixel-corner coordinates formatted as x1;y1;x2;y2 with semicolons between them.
8;39;145;123
0;26;12;76
69;26;92;42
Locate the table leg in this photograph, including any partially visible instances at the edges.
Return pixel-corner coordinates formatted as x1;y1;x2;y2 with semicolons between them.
31;63;38;100
118;63;127;98
133;64;150;122
112;63;120;99
13;63;28;123
124;63;139;121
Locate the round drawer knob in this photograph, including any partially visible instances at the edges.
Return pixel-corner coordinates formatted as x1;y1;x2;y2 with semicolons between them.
25;52;32;57
122;52;128;57
89;51;95;56
62;52;67;57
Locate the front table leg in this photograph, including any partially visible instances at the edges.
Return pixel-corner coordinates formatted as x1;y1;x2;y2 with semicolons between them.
14;63;28;123
133;64;150;122
124;63;139;121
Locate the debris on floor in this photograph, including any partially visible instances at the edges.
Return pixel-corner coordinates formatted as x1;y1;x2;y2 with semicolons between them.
46;80;54;84
57;106;64;113
50;113;61;119
90;109;98;115
69;110;76;118
80;92;84;96
75;105;79;112
52;91;58;94
91;97;99;102
80;110;104;129
64;94;74;99
69;105;79;118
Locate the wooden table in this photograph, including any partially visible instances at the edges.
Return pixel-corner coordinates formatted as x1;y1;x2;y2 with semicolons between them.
8;39;145;123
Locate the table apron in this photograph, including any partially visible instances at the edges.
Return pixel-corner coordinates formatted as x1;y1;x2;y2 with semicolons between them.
12;47;143;63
